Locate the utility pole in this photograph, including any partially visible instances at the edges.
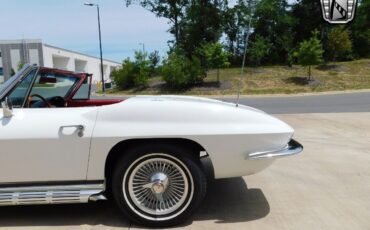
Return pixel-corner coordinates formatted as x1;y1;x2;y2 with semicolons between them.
139;43;145;53
84;2;105;93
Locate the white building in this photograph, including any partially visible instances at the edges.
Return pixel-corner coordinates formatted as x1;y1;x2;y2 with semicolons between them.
0;39;120;84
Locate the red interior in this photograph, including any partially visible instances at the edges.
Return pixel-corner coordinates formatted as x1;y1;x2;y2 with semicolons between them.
67;98;123;107
39;67;124;108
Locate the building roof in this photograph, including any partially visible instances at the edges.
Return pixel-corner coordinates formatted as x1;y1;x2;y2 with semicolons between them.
44;44;120;65
0;39;42;44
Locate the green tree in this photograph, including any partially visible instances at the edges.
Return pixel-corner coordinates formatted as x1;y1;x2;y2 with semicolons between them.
162;51;204;89
350;0;370;58
222;0;251;61
297;30;323;81
125;0;250;67
111;51;150;89
126;0;227;64
181;0;227;58
291;0;328;45
253;0;295;64
18;62;25;71
223;6;239;55
327;26;352;61
149;50;161;75
196;42;230;82
134;51;151;85
248;35;272;66
124;0;189;44
111;59;136;89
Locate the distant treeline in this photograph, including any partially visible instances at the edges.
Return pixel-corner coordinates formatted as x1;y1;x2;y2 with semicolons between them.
124;0;369;65
111;0;369;90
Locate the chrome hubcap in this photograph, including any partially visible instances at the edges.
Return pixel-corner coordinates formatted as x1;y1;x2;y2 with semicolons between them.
126;156;190;216
142;172;169;201
150;172;169;192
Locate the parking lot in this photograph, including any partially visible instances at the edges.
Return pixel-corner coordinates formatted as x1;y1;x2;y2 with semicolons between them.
0;112;369;230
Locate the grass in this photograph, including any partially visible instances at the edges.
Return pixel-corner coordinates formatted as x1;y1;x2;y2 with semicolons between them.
103;59;370;95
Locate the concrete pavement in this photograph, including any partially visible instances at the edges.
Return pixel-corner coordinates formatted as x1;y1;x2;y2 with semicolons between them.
0;112;369;229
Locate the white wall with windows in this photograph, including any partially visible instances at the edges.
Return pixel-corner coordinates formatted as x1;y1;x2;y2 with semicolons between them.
75;59;88;73
29;49;40;65
43;45;119;83
10;49;20;72
0;39;120;85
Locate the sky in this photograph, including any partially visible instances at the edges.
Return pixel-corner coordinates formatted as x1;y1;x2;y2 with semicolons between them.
0;0;172;62
0;0;296;63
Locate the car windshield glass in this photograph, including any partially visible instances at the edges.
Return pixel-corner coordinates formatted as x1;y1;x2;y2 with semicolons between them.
73;75;90;100
5;69;37;108
30;72;79;99
0;65;31;97
0;73;22;95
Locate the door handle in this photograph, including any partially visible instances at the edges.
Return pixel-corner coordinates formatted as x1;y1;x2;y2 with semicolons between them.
60;125;85;137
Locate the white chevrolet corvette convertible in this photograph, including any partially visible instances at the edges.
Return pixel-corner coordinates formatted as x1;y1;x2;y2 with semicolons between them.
0;64;302;226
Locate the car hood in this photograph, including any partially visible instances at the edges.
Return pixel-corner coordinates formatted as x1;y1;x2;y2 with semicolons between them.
98;95;294;136
131;95;266;114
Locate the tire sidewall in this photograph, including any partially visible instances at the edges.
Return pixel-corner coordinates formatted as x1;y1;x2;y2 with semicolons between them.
111;143;206;227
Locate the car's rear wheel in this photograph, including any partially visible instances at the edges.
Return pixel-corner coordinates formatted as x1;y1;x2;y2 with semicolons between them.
111;143;207;227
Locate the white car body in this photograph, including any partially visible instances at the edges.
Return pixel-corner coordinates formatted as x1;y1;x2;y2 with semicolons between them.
0;65;302;225
1;95;295;182
89;95;294;180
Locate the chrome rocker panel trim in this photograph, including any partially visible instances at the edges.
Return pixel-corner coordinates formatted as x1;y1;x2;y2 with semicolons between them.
0;183;106;206
248;139;303;160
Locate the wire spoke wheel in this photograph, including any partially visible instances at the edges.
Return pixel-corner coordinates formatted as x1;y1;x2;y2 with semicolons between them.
123;153;194;221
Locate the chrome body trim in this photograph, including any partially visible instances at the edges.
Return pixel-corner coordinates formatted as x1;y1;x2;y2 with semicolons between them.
0;183;105;206
248;139;303;160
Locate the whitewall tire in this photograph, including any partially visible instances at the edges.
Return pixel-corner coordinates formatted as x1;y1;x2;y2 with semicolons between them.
111;143;207;227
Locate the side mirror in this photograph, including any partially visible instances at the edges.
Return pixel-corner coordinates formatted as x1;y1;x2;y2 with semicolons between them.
1;97;13;118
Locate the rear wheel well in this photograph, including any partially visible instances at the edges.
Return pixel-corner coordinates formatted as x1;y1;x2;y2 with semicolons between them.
104;138;212;197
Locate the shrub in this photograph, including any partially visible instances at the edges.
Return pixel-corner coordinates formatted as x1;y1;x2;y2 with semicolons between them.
196;42;230;82
149;50;161;76
111;51;150;89
297;30;324;81
162;52;205;89
134;51;150;85
327;26;353;61
248;35;272;66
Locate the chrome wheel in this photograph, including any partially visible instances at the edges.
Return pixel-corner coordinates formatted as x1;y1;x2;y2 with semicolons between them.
123;153;194;221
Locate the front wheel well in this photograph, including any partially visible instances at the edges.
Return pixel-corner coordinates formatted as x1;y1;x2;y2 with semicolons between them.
104;138;213;196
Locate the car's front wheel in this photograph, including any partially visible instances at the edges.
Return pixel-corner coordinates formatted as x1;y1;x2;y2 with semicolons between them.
111;143;207;227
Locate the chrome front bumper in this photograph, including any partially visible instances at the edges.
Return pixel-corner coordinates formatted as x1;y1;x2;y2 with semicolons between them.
248;139;303;160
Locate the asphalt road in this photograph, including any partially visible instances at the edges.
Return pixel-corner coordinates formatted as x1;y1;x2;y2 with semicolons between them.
93;91;370;114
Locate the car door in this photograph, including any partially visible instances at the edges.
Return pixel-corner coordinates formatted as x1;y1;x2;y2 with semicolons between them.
0;106;98;183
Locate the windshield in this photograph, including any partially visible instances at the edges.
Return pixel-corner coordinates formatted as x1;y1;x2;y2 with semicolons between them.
73;75;91;100
0;74;21;94
0;65;32;98
6;70;37;108
31;72;79;98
